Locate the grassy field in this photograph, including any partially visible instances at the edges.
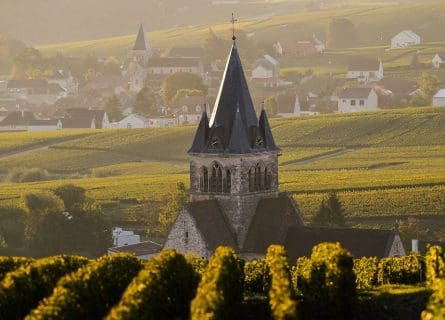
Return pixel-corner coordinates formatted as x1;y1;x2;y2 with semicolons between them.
36;2;445;59
0;107;443;233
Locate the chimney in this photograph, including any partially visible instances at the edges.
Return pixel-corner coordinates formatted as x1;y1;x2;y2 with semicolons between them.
411;239;419;253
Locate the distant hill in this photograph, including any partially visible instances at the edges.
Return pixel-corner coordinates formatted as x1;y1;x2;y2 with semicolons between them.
33;1;445;59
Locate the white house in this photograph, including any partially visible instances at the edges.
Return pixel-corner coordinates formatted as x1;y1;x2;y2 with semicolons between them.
337;87;379;113
432;54;445;69
116;114;149;129
432;89;445;106
391;30;420;49
147;58;203;76
112;227;141;247
251;55;280;87
347;59;383;83
147;116;177;128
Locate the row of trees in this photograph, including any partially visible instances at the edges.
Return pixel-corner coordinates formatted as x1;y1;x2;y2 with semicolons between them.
0;184;110;257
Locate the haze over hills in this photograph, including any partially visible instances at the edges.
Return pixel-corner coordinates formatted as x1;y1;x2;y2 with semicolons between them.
0;0;438;46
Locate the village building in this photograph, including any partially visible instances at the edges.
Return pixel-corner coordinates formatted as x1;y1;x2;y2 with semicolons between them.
165;47;204;59
48;70;78;95
432;89;445;106
7;79;67;105
125;24;152;92
347;58;383;83
147;58;203;76
432;54;445;69
108;241;162;260
276;92;301;117
57;108;110;129
114;114;149;129
161;38;404;260
273;35;324;56
27;119;62;132
391;30;421;49
147;115;177;128
251;55;280;87
0;111;36;131
337;87;379;113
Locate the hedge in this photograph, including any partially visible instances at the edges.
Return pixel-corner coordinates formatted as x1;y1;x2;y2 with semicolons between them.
265;245;297;320
26;254;143;320
0;255;88;320
0;256;34;281
421;278;445;320
353;257;379;289
190;246;244;320
291;256;311;294
106;250;197;320
425;245;445;284
244;259;270;295
300;242;356;320
377;254;425;285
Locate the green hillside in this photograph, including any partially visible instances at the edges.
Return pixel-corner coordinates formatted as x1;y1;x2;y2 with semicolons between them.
0;107;443;232
36;2;445;58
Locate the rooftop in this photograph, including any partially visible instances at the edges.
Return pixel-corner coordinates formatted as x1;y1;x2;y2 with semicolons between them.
338;87;373;99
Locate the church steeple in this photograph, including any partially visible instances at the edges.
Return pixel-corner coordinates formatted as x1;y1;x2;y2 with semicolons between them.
133;24;150;51
189;41;278;154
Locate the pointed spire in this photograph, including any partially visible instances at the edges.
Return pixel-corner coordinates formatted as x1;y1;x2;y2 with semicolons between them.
209;43;258;148
228;106;251;153
188;111;209;153
133;24;150;51
259;109;279;151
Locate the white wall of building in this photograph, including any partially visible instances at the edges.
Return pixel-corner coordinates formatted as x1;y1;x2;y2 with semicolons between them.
338;90;379;113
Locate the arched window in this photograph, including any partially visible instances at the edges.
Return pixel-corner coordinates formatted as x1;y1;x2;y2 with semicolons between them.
255;163;263;191
265;166;272;190
224;169;231;193
200;167;209;192
249;167;255;192
211;162;223;192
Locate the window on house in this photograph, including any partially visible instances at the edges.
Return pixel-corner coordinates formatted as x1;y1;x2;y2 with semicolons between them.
200;167;209;192
351;100;356;106
185;231;189;244
211;163;223;192
359;100;365;106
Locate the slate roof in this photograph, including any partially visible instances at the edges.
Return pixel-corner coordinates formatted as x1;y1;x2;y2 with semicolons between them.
338;87;373;99
348;58;380;71
418;240;445;255
189;41;279;154
243;193;304;253
0;111;36;126
148;58;201;68
60;117;94;129
276;92;298;114
133;24;150;51
186;200;238;251
375;78;418;95
108;241;162;256
284;226;397;262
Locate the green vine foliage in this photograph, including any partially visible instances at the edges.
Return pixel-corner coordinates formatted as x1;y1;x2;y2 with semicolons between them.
27;254;143;320
107;250;198;320
244;259;270;295
353;257;379;289
425;245;445;285
0;255;88;320
190;246;244;320
377;254;425;285
0;256;34;281
265;245;297;320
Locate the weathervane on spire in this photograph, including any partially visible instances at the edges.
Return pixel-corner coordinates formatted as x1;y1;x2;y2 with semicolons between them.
231;13;238;41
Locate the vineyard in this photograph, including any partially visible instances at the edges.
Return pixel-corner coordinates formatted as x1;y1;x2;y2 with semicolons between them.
0;107;443;231
0;243;443;319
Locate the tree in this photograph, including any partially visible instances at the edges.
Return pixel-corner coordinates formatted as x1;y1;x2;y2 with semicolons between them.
104;56;120;75
264;97;278;117
311;193;346;227
53;184;86;212
134;86;157;116
103;95;123;122
411;73;439;106
157;182;189;235
163;72;207;107
203;28;228;64
327;18;357;49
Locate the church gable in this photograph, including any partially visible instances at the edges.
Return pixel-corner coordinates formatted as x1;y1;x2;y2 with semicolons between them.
164;208;209;258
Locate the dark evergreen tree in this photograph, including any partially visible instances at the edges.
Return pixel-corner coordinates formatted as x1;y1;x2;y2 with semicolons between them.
103;95;123;122
134;86;157;116
311;193;346;227
327;18;357;48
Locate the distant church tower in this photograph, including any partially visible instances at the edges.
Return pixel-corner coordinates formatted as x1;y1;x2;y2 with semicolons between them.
127;24;152;92
164;36;303;258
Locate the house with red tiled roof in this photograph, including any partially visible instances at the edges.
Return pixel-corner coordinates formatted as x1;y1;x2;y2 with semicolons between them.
347;58;383;83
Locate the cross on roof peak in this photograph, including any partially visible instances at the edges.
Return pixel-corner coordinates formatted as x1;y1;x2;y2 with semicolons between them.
231;13;238;41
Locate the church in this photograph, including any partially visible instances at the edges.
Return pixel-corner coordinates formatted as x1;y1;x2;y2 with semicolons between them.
162;36;406;261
